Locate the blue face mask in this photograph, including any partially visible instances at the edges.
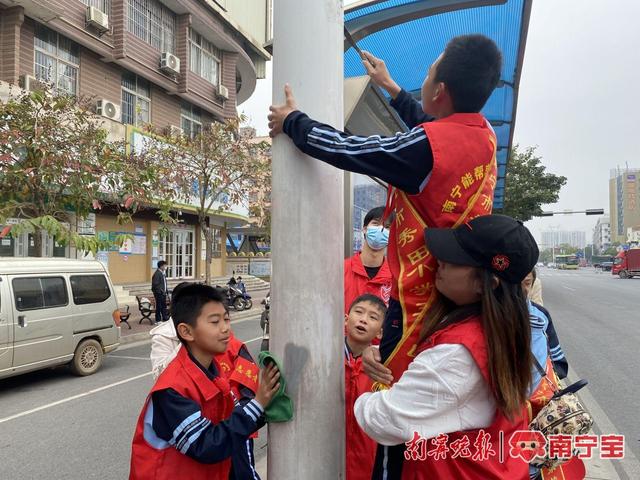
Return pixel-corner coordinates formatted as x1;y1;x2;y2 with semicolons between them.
365;226;389;251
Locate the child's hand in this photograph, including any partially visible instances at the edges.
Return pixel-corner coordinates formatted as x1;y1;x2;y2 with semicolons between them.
255;362;281;409
361;51;401;99
362;346;393;386
268;84;298;137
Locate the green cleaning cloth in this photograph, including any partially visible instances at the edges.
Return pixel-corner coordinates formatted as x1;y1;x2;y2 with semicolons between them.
257;351;294;423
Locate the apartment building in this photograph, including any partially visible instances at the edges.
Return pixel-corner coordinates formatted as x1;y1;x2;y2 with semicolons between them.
0;0;271;283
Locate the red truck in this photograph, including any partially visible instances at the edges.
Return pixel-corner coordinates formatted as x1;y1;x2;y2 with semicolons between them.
612;249;640;278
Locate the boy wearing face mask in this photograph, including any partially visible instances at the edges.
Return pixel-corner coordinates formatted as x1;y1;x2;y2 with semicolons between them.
344;206;393;315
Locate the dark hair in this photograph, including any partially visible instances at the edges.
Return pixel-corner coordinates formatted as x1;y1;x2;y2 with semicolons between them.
419;270;531;419
157;260;167;268
349;293;387;317
435;34;502;113
172;284;227;342
363;206;385;228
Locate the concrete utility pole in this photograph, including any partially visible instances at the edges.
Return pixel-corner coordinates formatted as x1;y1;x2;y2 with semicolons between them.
269;0;345;478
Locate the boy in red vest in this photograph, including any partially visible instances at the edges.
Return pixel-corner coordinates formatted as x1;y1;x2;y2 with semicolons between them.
129;284;280;480
344;294;386;480
344;206;393;313
268;34;502;387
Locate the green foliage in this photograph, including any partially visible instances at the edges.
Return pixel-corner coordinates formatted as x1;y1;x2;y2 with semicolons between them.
144;116;271;283
501;145;567;222
0;85;177;256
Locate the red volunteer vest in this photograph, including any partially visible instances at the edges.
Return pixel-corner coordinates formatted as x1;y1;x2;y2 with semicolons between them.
216;333;259;395
344;253;393;314
129;346;234;480
384;113;497;381
401;316;529;480
345;348;378;480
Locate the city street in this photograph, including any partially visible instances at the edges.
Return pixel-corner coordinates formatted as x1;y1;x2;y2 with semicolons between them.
0;317;266;480
2;269;640;479
538;267;640;478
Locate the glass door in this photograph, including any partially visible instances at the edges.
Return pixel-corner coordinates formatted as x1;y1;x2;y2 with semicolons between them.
159;229;195;279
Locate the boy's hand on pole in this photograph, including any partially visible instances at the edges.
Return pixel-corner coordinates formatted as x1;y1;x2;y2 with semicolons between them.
268;84;298;137
362;346;394;386
255;362;281;409
361;51;401;99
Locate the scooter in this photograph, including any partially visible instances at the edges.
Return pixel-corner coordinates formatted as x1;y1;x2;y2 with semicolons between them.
223;284;252;311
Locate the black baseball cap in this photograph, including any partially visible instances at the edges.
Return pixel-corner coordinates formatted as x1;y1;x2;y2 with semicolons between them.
424;214;539;284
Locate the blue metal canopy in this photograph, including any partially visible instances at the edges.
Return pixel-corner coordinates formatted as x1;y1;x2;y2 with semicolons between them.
344;0;532;209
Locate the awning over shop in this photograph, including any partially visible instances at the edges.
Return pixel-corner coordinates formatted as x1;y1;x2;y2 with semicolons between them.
344;0;533;209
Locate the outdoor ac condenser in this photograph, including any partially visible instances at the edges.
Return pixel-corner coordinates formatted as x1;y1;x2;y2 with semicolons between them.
96;99;121;122
86;7;109;33
218;85;230;99
160;53;180;75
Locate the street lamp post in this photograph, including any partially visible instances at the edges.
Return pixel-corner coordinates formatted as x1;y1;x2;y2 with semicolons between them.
540;209;605;216
270;1;345;478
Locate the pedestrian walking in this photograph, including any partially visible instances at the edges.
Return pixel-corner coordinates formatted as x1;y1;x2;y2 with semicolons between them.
152;260;169;323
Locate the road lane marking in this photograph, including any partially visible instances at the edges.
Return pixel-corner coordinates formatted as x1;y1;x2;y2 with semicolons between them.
562;285;576;291
0;372;152;425
244;336;263;344
109;355;150;361
568;367;640;478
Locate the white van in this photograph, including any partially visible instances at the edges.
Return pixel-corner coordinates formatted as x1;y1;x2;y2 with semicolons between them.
0;258;120;379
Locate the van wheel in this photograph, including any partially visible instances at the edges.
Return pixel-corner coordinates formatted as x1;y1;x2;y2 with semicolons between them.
619;270;629;279
70;339;103;376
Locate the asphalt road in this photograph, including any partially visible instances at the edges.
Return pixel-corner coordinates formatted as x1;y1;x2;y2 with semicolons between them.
3;269;639;479
537;267;640;478
0;316;266;480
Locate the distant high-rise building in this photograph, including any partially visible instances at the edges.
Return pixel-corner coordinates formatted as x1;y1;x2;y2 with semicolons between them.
592;216;611;253
540;230;587;249
609;168;640;243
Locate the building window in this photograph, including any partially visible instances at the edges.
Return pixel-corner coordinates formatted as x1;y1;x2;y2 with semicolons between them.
82;0;111;15
127;0;176;53
121;72;151;126
181;102;202;139
34;24;79;95
189;29;221;86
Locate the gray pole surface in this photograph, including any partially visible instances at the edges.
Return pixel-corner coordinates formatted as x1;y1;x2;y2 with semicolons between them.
269;0;345;478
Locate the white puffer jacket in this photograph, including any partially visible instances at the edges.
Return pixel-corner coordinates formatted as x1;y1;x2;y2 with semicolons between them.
149;320;181;380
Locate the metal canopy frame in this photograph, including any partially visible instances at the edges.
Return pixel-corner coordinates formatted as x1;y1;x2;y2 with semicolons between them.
343;0;533;209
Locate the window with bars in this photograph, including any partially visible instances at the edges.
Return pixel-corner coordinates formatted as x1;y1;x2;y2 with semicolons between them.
127;0;176;53
121;71;151;126
34;24;79;95
181;101;202;139
189;29;221;86
82;0;111;15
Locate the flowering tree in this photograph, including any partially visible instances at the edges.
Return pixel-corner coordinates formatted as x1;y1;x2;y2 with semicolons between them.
147;117;271;284
0;85;177;256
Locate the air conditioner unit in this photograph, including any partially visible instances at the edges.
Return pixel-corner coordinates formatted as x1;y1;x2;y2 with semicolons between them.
96;99;121;121
160;52;180;75
20;75;46;92
86;6;109;33
169;125;184;136
218;84;229;99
